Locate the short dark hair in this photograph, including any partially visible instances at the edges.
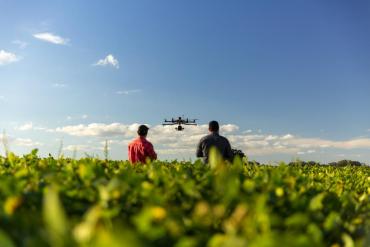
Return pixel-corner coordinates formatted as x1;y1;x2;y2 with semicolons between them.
209;121;219;132
137;125;149;136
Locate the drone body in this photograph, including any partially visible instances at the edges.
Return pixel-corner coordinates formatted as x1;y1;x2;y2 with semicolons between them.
162;116;197;131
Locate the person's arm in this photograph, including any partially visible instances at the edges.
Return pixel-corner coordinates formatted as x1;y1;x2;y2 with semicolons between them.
128;144;133;163
196;139;203;158
146;142;157;160
224;139;233;162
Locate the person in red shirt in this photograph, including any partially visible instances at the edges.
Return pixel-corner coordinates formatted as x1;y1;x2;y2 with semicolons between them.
128;125;157;164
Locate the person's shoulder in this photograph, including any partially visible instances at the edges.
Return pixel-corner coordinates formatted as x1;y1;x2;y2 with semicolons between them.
200;134;212;142
146;140;154;146
219;135;230;143
129;138;139;146
142;138;153;146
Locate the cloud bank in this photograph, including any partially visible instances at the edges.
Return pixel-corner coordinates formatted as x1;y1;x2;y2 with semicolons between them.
53;123;370;157
6;121;370;161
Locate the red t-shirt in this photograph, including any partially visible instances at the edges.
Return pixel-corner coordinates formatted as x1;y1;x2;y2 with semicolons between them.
128;137;157;164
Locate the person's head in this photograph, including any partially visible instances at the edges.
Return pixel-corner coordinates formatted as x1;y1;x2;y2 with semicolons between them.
208;120;219;133
137;125;149;137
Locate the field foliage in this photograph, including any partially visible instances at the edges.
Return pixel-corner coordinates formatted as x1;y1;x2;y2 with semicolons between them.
0;150;369;247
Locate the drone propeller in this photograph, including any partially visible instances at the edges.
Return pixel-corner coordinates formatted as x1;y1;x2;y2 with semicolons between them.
186;119;197;123
162;116;198;128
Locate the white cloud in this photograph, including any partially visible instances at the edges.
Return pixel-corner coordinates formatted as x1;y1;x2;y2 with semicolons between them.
16;122;33;131
35;127;48;131
281;134;294;140
157;148;195;156
0;96;5;101
283;137;366;150
0;50;20;65
265;135;278;141
15;122;51;132
64;145;85;152
33;32;69;45
14;138;43;147
52;83;68;88
298;149;316;155
94;54;119;68
64;115;89;121
56;123;138;137
220;124;239;133
0;134;43;151
64;145;99;152
332;138;370;149
116;89;141;95
12;40;28;49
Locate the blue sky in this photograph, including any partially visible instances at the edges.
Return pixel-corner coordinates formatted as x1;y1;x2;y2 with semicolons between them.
1;0;370;163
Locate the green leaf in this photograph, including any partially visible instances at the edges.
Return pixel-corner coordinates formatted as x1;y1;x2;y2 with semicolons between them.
43;186;69;247
0;230;15;247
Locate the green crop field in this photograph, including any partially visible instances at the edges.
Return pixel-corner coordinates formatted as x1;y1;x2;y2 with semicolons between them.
0;150;369;247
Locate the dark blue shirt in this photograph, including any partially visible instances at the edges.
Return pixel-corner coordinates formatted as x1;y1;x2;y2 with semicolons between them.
196;132;233;163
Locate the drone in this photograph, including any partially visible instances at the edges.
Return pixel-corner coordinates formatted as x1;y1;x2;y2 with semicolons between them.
162;116;198;131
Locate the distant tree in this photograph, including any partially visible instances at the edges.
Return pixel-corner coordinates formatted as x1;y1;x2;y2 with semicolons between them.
329;160;364;167
288;161;320;166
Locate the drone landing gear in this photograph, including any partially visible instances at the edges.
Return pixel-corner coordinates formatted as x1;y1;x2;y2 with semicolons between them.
176;126;184;131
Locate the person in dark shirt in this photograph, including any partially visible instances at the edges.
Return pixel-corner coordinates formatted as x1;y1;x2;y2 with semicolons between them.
196;120;233;163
